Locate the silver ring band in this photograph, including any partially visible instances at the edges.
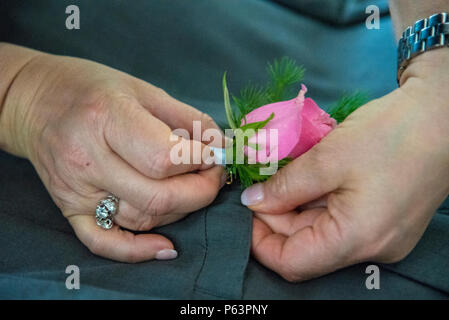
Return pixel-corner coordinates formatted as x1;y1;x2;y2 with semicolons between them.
95;194;119;230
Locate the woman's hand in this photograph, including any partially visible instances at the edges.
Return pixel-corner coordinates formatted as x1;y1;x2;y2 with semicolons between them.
0;45;225;262
241;49;449;281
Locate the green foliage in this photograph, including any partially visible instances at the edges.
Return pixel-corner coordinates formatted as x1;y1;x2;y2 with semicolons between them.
239;113;274;135
329;91;369;123
230;57;305;126
233;85;270;124
233;157;292;188
266;57;306;102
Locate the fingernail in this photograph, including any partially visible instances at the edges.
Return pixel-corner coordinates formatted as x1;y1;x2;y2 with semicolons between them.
241;183;264;206
155;249;178;260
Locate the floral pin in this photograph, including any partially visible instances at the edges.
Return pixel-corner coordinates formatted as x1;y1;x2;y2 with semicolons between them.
219;57;367;188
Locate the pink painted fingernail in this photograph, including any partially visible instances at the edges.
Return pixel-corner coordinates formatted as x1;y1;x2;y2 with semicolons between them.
241;183;264;206
155;249;178;260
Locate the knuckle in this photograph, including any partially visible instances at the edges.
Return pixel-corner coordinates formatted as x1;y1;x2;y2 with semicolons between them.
154;87;168;97
80;89;112;128
82;89;136;137
83;100;108;127
112;92;140;110
149;87;170;102
268;170;290;199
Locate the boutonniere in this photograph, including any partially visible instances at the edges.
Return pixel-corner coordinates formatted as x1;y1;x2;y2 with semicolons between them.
219;57;367;188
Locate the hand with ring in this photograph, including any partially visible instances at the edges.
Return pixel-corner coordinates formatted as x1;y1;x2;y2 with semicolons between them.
0;43;225;262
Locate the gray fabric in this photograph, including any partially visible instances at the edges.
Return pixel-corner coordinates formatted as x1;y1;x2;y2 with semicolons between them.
0;0;448;299
0;151;252;299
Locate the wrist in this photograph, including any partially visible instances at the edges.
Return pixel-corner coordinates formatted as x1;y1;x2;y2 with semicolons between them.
398;48;449;163
400;48;449;101
0;44;46;158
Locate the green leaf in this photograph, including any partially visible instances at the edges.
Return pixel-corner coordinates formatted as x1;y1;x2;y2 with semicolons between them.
329;91;369;123
234;112;274;158
223;72;238;129
239;112;274;133
226;58;305;131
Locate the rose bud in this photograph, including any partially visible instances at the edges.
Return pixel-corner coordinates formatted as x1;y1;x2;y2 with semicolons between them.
243;84;336;163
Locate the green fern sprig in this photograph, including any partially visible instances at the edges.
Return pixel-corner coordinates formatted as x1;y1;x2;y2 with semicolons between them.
266;57;306;102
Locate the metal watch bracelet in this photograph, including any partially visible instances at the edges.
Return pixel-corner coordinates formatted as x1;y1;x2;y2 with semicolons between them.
397;12;449;85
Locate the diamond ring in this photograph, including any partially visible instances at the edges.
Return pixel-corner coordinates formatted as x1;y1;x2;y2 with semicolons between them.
95;194;119;230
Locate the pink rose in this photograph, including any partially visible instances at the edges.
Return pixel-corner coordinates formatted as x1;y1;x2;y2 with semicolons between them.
243;84;336;163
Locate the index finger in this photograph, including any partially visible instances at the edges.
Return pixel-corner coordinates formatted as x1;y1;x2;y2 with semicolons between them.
105;97;217;180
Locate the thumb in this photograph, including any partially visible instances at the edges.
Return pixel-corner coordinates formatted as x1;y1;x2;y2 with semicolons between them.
241;147;343;214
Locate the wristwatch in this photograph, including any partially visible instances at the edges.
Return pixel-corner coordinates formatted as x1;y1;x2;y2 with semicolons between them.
397;12;449;85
